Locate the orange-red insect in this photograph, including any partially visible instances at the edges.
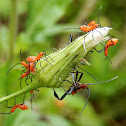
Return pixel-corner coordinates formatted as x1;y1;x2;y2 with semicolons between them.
10;103;28;113
72;20;101;51
26;51;54;70
53;70;118;116
26;52;44;62
64;6;102;51
80;21;99;32
0;97;28;114
8;49;36;74
104;38;118;56
93;38;119;64
8;50;36;89
13;63;35;89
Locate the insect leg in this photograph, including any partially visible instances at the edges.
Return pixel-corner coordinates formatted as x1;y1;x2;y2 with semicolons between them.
77;31;84;37
78;87;90;116
77;65;98;81
83;32;89;52
53;88;71;100
68;34;73;44
69;73;75;83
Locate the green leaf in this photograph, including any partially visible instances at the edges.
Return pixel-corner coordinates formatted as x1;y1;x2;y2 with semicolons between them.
26;0;72;39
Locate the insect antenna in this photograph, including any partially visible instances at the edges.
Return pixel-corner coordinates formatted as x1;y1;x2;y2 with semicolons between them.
7;63;21;75
7;49;24;75
13;77;21;88
98;6;102;26
77;65;99;81
64;28;79;30
20;49;23;61
87;76;118;86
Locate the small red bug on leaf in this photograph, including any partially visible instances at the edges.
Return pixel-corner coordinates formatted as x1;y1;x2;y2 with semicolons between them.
26;51;54;71
64;6;102;51
94;38;119;64
8;49;36;89
9;103;28;113
0;96;28;114
104;38;118;56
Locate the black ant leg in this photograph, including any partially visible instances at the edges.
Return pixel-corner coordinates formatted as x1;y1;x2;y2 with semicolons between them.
77;31;84;37
104;56;112;64
60;86;67;92
38;59;44;72
80;61;85;65
43;52;54;64
25;74;35;86
6;100;12;108
70;73;75;83
94;29;103;37
29;74;35;82
64;79;73;85
68;34;73;44
100;42;112;64
53;88;71;100
14;96;16;105
71;70;83;83
0;100;11;114
30;93;33;110
44;52;55;62
20;69;28;89
82;22;88;25
21;69;27;75
78;87;90;116
77;72;83;83
88;51;93;53
25;76;29;86
67;86;75;95
23;93;25;104
77;65;98;81
93;47;104;53
75;70;78;83
94;42;112;64
83;32;90;51
94;42;105;53
42;56;53;66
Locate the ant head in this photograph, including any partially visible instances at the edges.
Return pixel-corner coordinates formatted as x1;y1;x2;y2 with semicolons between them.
80;25;89;32
20;104;28;110
39;52;44;56
111;38;119;45
88;21;96;26
21;61;26;66
80;25;86;29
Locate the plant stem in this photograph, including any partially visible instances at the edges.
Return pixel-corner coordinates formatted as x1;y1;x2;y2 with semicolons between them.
0;27;111;103
9;0;18;62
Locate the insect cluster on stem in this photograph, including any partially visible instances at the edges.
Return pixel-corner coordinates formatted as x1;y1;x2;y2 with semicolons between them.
0;6;119;116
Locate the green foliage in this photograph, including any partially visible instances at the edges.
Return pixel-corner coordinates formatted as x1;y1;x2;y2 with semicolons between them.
0;0;125;126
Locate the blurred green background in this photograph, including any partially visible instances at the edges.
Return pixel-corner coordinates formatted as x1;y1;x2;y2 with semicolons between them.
0;0;126;126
